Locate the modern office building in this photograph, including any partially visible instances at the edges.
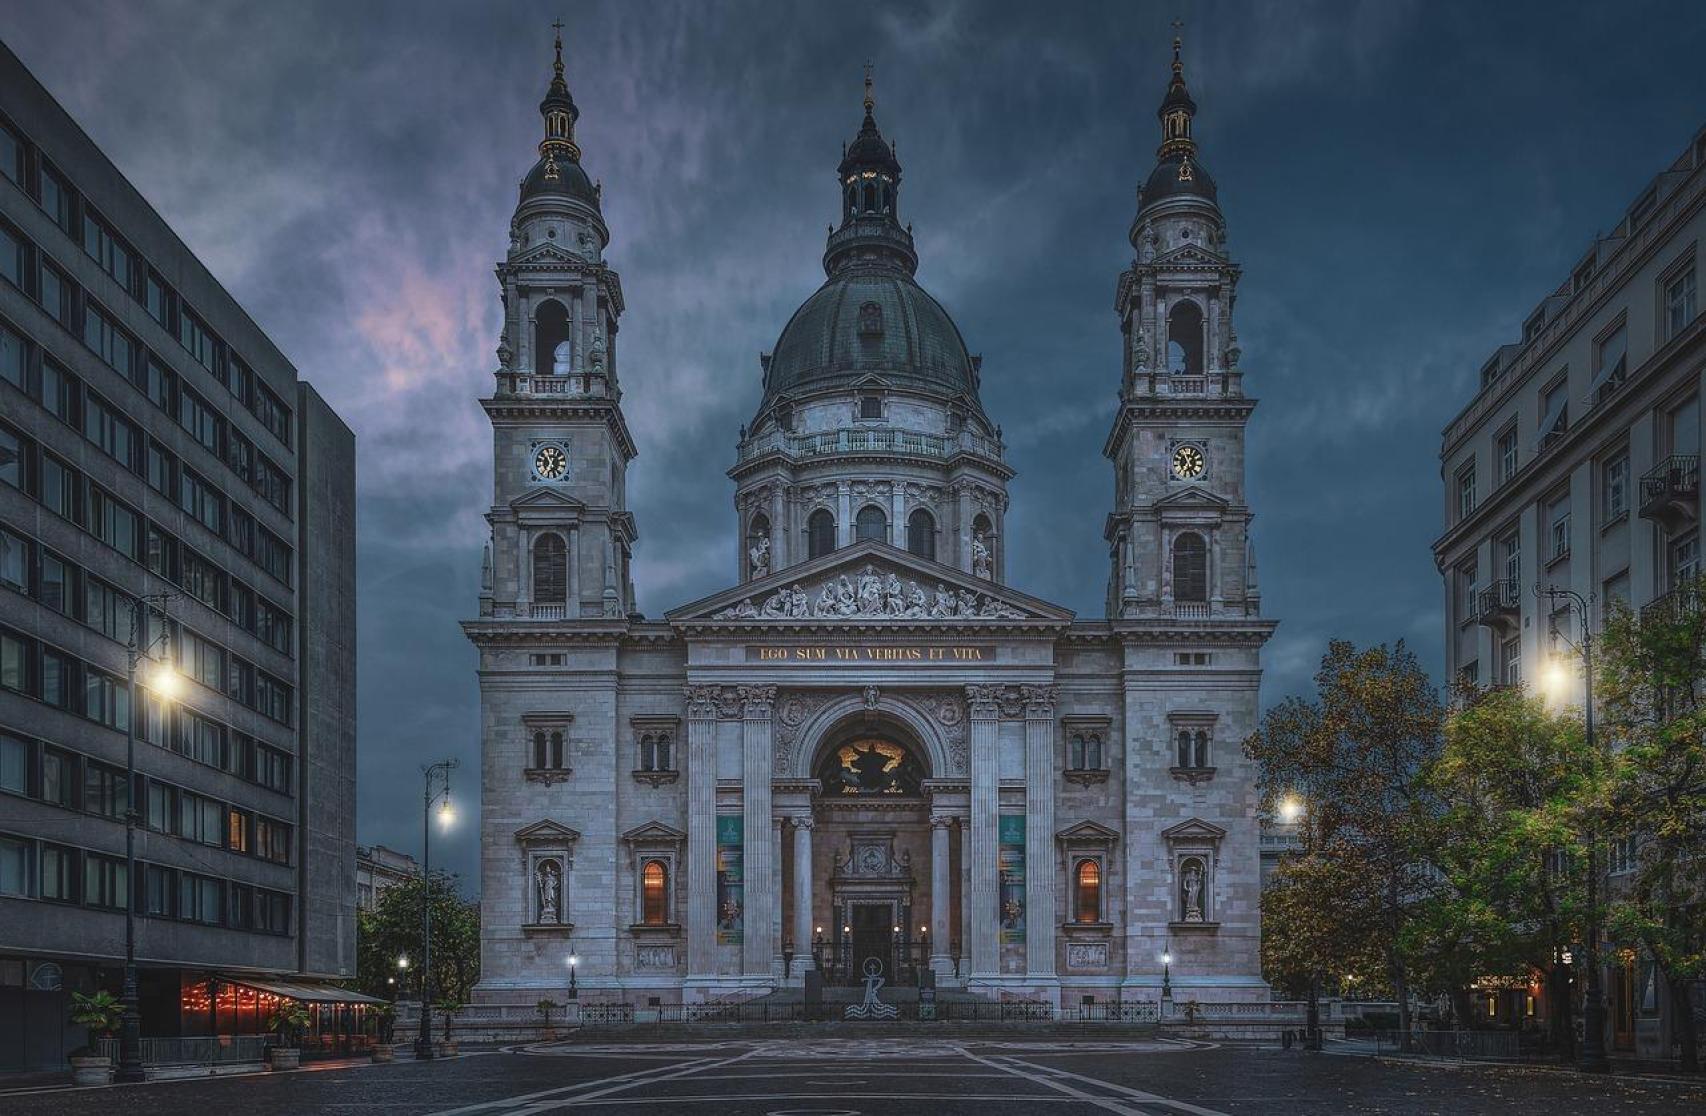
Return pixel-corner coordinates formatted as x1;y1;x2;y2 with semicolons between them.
0;40;359;1070
1433;123;1705;1060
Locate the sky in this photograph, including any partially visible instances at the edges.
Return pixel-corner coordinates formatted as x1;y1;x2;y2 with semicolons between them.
5;0;1704;890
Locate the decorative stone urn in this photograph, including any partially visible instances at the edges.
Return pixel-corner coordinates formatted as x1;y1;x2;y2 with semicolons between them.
69;1054;113;1086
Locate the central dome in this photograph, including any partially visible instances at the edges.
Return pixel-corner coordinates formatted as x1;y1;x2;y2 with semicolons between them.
765;267;977;398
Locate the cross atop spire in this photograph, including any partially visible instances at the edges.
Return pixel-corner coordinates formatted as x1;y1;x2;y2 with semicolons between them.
552;18;565;77
863;60;875;114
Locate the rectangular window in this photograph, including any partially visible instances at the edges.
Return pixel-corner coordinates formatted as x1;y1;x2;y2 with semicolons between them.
1456;462;1476;521
0;732;26;794
257;889;291;934
83;669;129;732
0;322;24;390
0;836;28;897
0;123;22;186
40;551;67;614
1604;454;1629;520
0;629;27;693
40;454;76;520
38;262;68;326
82;303;136;377
83;577;129;642
145;272;170;329
1672;396;1700;457
255;671;293;726
41;648;69;709
176;791;225;845
84;854;128;910
178;309;217;375
83;759;128;819
89;486;139;559
228;883;254;929
1591;322;1628;404
83;391;136;468
178;874;221;924
227;808;251;854
180;547;225;611
39;359;76;426
41;747;74;808
146;780;170;831
181;629;225;691
256;527;292;586
1547;493;1571;561
145;524;177;581
0;526;25;592
1501;637;1522;686
0;423;24;490
146;440;175;496
0;221;24;290
81;212;133;292
177;387;220;453
1456;561;1478;621
1671;531;1700;589
39;165;73;235
1667;265;1698;341
144;864;173;916
257;744;292;794
1499;530;1520;586
256;818;291;864
145;357;173;411
252;381;292;448
1539;378;1569;447
254;455;290;515
1497;425;1518;483
41;844;75;902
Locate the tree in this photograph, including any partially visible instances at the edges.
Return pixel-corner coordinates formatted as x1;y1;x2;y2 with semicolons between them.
1246;640;1445;1047
1431;684;1593;1057
355;874;480;1007
1595;581;1706;1072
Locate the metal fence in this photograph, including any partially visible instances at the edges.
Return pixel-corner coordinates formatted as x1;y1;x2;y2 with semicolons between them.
1365;1029;1523;1062
96;1035;275;1067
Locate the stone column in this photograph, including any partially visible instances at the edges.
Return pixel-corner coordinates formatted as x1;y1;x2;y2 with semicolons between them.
890;484;906;547
771;815;785;977
1023;686;1059;984
684;687;720;981
792;817;814;973
837;481;852;547
567;525;581;617
929;814;954;977
741;686;776;977
769;485;786;570
957;486;973;572
517;526;533;615
966;685;1001;979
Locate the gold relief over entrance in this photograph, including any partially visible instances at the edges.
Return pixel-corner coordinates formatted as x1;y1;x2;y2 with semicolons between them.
816;737;926;796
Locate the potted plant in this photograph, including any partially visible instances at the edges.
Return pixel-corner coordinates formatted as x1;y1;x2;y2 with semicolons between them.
67;990;122;1086
536;998;561;1041
267;1002;312;1070
372;1004;398;1062
434;998;463;1057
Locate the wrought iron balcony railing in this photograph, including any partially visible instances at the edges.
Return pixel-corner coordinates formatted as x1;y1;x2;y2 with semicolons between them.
1471;577;1521;630
1639;454;1699;524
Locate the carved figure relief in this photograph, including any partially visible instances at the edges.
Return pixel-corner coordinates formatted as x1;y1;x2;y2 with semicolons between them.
816;737;925;796
711;565;1026;621
971;532;993;579
748;535;771;579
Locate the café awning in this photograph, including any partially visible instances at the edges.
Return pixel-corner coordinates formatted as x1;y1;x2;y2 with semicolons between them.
218;976;388;1006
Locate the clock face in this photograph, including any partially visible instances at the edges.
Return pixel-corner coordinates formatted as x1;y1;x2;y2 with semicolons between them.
533;443;568;481
1171;443;1206;481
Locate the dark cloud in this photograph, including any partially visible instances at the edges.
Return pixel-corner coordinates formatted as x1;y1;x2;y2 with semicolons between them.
8;0;1703;888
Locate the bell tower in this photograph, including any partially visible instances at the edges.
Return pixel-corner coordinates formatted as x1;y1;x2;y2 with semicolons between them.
1104;32;1259;622
480;26;638;623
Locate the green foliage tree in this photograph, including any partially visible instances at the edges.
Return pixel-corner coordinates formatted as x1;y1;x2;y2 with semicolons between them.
1595;580;1706;1072
1246;640;1445;1047
1430;684;1593;1058
355;873;480;1008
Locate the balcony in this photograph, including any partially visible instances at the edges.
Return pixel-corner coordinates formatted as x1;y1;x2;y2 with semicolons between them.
1639;455;1699;526
1640;586;1701;626
735;425;1006;466
1470;577;1521;631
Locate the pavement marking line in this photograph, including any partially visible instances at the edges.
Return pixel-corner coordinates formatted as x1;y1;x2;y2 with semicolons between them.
955;1047;1162;1116
503;1045;765;1114
986;1053;1235;1116
421;1053;730;1116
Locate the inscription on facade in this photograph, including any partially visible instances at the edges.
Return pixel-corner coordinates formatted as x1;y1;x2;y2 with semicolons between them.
747;645;993;663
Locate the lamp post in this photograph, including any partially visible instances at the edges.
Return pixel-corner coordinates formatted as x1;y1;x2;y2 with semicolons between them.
566;951;578;1001
116;593;179;1084
1161;949;1173;1004
414;760;457;1061
1539;585;1608;1074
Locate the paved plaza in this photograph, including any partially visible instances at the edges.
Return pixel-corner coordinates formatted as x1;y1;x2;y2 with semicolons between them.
3;1039;1704;1115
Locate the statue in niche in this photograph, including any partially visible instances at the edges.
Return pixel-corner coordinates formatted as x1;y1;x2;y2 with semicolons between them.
588;329;607;374
1134;329;1149;371
1181;861;1204;923
971;532;993;579
552;340;574;376
536;860;561;925
748;535;771;579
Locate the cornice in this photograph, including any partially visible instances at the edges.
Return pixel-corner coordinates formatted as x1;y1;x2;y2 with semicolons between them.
481;396;638;461
1102;399;1258;460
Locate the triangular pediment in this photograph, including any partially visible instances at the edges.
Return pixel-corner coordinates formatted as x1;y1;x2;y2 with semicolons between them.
1153;486;1230;512
515;819;581;844
1057;820;1121;844
1160;817;1227;843
1153;245;1226;267
666;540;1074;626
510;486;587;512
621;821;687;845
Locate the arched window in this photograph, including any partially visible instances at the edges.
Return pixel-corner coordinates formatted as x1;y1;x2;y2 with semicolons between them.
535;299;571;376
641;859;668;925
1194;731;1209;769
1177;730;1193;769
533;731;547;770
1166;300;1204;375
862;182;876;212
533;534;567;604
855;505;887;544
532;730;564;770
1074;859;1101;923
807;509;836;559
906;508;936;560
1172;532;1207;602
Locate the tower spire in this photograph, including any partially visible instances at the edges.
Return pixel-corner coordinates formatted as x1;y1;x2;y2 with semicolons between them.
538;18;582;176
1157;20;1197;162
863;60;875;115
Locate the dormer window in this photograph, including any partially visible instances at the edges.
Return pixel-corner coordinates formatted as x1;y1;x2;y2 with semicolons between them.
859;394;883;420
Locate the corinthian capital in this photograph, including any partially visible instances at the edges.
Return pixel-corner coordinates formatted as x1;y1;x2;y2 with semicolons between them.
1020;684;1059;718
684;684;721;720
739;684;778;719
965;684;1002;720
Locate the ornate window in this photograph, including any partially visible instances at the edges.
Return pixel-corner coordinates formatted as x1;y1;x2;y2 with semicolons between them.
632;715;680;785
1063;715;1111;783
1168;712;1216;784
532;534;566;604
641;859;669;925
807;509;836;559
535;299;571;376
1172;532;1207;602
522;712;573;784
533;729;565;770
1069;731;1103;771
855;505;887;543
906;508;936;560
1176;729;1209;769
1073;859;1101;924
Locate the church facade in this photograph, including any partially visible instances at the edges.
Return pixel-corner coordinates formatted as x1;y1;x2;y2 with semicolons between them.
464;33;1276;1009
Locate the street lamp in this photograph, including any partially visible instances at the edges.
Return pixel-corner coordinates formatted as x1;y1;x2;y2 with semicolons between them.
1160;949;1173;1002
1537;584;1608;1074
116;593;178;1084
414;760;458;1061
567;952;579;1001
1277;794;1305;824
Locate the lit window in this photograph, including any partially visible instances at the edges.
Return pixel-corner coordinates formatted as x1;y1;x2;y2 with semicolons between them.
641;859;668;924
1073;859;1101;924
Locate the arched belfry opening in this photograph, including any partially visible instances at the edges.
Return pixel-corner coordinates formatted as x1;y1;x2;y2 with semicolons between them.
1166;299;1205;374
788;715;951;987
535;299;571;375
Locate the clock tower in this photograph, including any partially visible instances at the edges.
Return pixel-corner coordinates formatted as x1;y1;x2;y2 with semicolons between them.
479;27;637;624
1104;33;1259;624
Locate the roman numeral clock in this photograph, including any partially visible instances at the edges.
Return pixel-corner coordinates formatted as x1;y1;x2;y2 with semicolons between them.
531;440;569;482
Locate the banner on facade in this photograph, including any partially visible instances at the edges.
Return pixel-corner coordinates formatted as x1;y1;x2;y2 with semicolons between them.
716;814;744;945
998;813;1025;944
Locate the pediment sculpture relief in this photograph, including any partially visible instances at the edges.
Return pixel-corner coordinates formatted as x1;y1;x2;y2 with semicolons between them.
710;564;1026;621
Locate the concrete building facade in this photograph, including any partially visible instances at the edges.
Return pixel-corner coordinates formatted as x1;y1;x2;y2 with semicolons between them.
1433;122;1706;1059
467;35;1275;1012
0;40;358;1070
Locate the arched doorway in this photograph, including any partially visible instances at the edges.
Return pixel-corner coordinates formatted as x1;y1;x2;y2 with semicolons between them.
805;726;934;985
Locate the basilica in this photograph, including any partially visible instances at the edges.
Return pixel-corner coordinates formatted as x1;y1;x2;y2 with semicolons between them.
464;31;1276;1011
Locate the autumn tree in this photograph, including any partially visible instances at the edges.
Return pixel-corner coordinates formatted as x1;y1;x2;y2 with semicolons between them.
1430;684;1592;1058
355;873;481;1006
1596;582;1706;1072
1246;640;1445;1047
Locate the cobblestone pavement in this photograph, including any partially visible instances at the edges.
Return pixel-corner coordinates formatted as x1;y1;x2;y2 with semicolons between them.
3;1040;1703;1115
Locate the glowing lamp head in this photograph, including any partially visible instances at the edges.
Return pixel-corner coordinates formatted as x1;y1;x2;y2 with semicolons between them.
568;954;578;969
149;659;179;698
437;796;455;827
397;955;410;969
1544;656;1570;697
1278;795;1304;824
1162;951;1173;966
